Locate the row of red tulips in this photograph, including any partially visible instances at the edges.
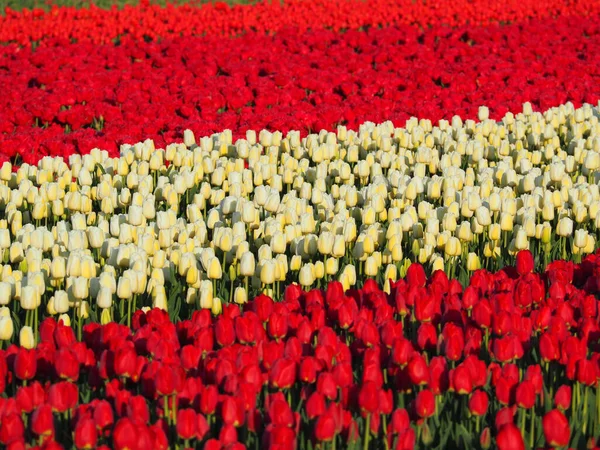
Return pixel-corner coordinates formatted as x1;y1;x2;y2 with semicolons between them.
2;16;600;164
1;250;600;449
2;0;600;46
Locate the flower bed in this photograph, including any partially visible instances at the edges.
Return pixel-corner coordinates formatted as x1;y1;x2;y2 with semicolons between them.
1;257;599;449
1;16;600;163
2;0;600;46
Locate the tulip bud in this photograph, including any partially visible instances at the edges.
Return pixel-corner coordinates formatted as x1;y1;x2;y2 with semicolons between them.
234;286;247;305
0;313;14;340
299;264;315;287
239;252;256;277
20;325;35;349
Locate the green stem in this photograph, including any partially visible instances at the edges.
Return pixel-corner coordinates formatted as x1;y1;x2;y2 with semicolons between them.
363;414;370;450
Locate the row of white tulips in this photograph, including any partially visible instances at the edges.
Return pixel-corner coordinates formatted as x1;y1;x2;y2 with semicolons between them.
1;100;599;346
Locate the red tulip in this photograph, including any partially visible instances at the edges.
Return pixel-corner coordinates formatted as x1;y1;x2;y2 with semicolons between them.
215;317;235;347
306;392;326;420
317;372;338;400
516;380;536;409
200;385;219;416
516;250;534;275
176;408;197;440
358;382;380;414
407;354;429;386
396;427;416;450
269;358;296;390
415;389;435;419
451;365;472;395
92;400;114;431
480;427;491;449
74;417;97;449
48;382;78;413
31;404;55;437
55;348;80;382
315;410;337;442
468;390;488;416
554;385;571;410
0;413;24;444
112;418;137;450
543;409;570;447
496;424;525;450
113;347;137;379
390;408;410;435
406;263;426;288
14;348;37;381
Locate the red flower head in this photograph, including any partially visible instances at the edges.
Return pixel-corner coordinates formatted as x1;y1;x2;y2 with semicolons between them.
113;347;137;379
31;404;55;438
415;389;435;419
268;313;289;341
0;413;24;445
391;338;414;368
306;392;326;420
269;358;296;390
14;348;37;381
74;417;97;449
358;381;380;415
468;390;488;416
451;365;472;395
215;317;235;347
48;381;78;413
176;408;197;440
316;372;338;401
407;354;429;387
516;250;534;275
543;409;570;447
497;424;525;450
314;410;337;442
515;380;536;409
406;263;426;288
93;400;114;431
554;385;571;411
55;348;80;382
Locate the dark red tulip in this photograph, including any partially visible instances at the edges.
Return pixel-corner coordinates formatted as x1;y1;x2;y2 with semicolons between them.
415;389;435;418
554;385;571;410
543;409;570;447
14;348;37;381
497;424;525;450
468;390;488;416
74;417;97;449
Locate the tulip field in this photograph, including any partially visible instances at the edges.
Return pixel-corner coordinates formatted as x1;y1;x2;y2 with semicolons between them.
2;1;600;449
